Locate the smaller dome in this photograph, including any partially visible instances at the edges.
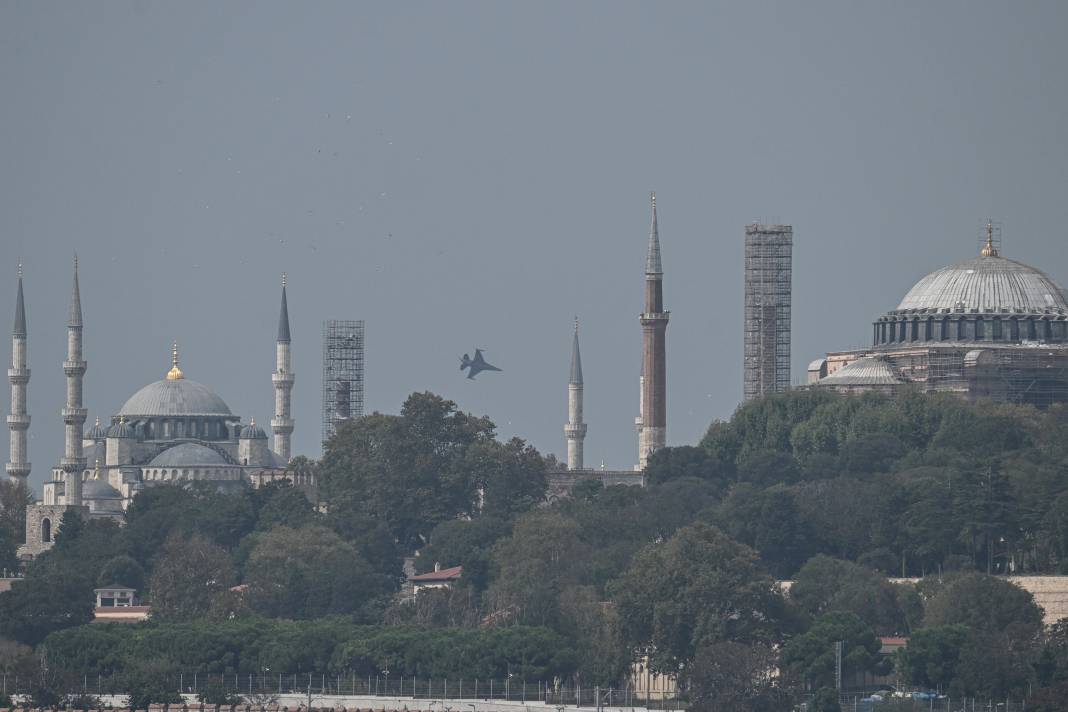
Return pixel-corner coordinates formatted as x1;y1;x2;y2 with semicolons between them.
148;443;229;467
85;418;108;440
240;419;267;440
820;357;902;386
83;478;122;500
107;416;136;439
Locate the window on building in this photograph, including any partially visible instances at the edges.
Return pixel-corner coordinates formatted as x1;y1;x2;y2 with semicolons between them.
41;518;51;543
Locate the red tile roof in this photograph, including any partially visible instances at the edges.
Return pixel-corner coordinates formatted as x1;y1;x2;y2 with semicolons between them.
410;565;463;582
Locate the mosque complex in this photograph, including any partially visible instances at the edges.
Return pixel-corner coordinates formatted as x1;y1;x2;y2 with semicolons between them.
9;262;300;558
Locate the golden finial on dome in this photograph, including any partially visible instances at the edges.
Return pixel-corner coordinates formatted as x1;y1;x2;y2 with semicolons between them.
119;414;126;425
250;417;256;427
981;221;999;257
94;458;102;479
166;342;184;380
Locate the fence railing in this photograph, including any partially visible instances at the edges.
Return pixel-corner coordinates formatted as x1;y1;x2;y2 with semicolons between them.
1;673;684;710
831;693;1029;712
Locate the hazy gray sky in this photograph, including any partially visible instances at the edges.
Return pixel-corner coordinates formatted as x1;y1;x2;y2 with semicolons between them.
3;2;1067;489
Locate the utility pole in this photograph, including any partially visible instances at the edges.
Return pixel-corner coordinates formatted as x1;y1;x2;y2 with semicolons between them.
835;641;843;691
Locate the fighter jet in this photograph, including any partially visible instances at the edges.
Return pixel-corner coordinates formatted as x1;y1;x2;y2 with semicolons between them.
460;349;502;379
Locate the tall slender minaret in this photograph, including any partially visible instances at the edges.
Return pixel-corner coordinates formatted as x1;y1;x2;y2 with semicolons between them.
637;192;669;470
271;273;294;463
60;256;86;506
6;264;30;483
564;317;587;471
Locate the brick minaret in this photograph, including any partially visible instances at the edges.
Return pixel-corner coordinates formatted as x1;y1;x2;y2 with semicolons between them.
271;274;294;463
6;264;30;483
565;317;587;470
637;193;668;470
60;256;86;505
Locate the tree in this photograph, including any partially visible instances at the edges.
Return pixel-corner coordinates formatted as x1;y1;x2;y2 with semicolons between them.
123;656;183;709
466;437;548;519
97;555;145;591
895;624;969;694
610;523;792;673
780;612;888;691
319;393;496;550
416;516;509;591
644;445;729;486
558;585;629;687
789;556;907;635
686;642;792;712
251;480;318;531
0;573;94;645
922;573;1042;642
488;511;587;627
147;533;236;621
243;525;394;619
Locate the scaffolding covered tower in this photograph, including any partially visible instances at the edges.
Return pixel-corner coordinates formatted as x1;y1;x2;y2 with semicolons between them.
321;320;365;447
744;224;793;401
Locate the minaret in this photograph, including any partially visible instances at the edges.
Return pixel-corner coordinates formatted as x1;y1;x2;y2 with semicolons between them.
638;192;669;470
6;264;30;482
60;256;86;506
271;273;294;463
564;317;587;471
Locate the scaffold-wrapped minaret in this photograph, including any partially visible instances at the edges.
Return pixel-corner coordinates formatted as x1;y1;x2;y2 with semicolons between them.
60;256;86;506
637;192;669;470
271;274;295;463
743;224;793;401
6;264;30;483
564;318;587;471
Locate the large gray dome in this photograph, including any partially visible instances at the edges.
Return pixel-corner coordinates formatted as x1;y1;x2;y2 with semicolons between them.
118;378;232;417
897;254;1068;313
148;442;229;467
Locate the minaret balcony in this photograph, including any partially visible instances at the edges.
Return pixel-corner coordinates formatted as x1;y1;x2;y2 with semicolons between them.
565;423;588;438
272;372;295;386
4;463;30;476
270;417;294;433
640;312;670;324
7;367;30;383
60;457;87;471
63;360;87;376
6;414;30;429
62;407;88;424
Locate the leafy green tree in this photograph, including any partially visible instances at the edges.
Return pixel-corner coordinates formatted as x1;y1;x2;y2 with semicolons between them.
123;656;183;709
922;573;1042;642
686;642;792;712
713;484;816;578
644;445;729;486
319;393;496;550
97;555;145;591
0;572;95;645
808;687;842;712
488;511;587;627
417;517;509;591
147;532;236;621
466;437;548;519
789;556;907;635
243;525;394;620
610;523;792;673
558;585;629;686
251;480;318;531
780;612;888;691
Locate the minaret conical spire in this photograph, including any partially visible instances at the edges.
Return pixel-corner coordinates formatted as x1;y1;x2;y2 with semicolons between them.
13;264;26;337
68;254;82;327
645;192;662;275
569;317;583;386
277;273;291;343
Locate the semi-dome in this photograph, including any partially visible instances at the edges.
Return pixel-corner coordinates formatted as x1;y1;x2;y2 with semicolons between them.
148;442;230;467
83;478;122;500
820;357;902;386
896;254;1068;314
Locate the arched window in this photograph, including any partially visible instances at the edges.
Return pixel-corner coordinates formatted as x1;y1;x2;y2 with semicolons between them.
41;518;51;543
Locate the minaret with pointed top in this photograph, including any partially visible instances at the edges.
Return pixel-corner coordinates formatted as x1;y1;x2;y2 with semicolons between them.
6;264;31;482
565;318;587;471
638;192;669;470
271;274;294;463
60;256;87;506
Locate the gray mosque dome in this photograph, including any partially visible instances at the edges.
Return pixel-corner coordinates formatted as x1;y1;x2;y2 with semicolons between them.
85;418;108;440
240;420;267;439
896;251;1068;314
83;477;123;500
148;442;229;467
107;417;136;439
118;346;232;417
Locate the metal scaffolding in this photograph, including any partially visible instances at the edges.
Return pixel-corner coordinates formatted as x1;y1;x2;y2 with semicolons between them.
322;320;365;447
744;224;793;401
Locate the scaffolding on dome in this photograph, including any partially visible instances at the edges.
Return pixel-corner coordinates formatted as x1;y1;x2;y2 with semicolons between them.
744;224;793;402
914;346;1068;409
321;320;365;448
